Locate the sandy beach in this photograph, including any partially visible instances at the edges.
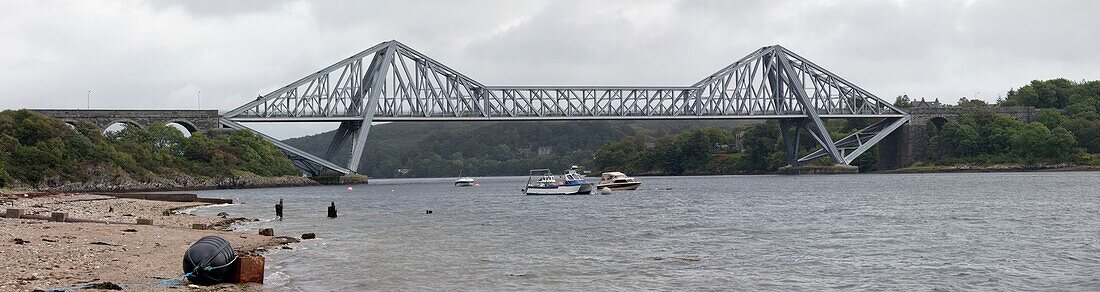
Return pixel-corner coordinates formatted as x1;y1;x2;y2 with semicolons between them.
0;193;288;291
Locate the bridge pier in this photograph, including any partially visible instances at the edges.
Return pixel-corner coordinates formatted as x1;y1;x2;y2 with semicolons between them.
779;119;804;167
777;165;858;174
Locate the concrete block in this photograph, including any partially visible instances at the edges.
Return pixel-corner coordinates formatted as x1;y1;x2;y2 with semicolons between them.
136;218;154;225
50;212;67;222
301;233;316;240
5;208;23;219
258;228;274;236
192;223;208;230
229;255;265;284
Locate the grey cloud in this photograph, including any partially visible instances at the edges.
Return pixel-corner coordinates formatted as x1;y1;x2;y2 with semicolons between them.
145;0;294;18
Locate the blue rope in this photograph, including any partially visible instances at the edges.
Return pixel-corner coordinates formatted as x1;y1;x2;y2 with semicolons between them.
40;272;193;291
121;272;194;288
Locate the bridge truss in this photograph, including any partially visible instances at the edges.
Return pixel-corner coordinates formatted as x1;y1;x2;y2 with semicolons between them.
222;40;909;176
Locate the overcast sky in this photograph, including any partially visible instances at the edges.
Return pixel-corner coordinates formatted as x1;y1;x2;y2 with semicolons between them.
2;0;1098;138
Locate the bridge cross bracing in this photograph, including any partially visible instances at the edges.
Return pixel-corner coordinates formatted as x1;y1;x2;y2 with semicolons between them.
222;40;910;176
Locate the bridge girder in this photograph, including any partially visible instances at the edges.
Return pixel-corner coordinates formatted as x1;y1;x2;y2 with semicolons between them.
223;40;909;176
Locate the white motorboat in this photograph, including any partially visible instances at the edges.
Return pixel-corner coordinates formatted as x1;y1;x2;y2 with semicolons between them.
454;177;476;187
597;172;641;190
523;169;588;195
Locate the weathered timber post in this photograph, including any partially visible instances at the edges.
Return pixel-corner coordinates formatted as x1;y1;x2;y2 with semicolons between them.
275;198;284;219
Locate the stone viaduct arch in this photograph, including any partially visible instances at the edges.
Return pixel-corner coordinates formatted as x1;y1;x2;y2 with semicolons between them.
30;109;220;134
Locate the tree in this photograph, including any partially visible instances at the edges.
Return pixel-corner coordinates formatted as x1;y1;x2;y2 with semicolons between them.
1036;109;1066;129
1049;127;1078;160
1003;79;1075;108
957;97;989;107
737;122;781;172
940;121;981;157
672;128;732;173
893;95;913;108
1062;118;1100;153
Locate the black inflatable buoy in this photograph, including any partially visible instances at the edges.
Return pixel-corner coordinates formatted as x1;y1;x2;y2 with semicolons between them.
327;202;338;218
183;236;237;285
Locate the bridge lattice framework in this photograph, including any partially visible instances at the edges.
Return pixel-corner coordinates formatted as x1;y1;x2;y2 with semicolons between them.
222;40;910;176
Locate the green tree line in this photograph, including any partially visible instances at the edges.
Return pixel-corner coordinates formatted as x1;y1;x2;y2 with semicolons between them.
0;109;298;188
385;122;636;177
925;79;1099;165
595;78;1100;174
592;119;880;175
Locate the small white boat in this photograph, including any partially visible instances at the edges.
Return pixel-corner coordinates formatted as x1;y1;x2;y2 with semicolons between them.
597;172;641;190
454;177;476;187
523;169;588;195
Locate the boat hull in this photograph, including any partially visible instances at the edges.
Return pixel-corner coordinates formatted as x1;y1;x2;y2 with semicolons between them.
576;183;594;194
525;184;587;195
597;182;641;190
455;182;474;187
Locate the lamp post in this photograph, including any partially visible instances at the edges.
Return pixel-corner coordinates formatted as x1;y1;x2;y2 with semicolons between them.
197;90;202;109
86;90;91;109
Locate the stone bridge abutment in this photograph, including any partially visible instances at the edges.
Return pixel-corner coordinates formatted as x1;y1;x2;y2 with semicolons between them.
877;106;1037;168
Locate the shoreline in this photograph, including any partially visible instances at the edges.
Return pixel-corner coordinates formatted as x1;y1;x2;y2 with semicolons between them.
2;173;321;194
0;192;293;291
372;165;1100;179
872;164;1100;174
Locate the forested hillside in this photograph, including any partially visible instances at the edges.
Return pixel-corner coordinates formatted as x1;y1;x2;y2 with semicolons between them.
0;109;300;190
283;120;754;178
592;119;880;175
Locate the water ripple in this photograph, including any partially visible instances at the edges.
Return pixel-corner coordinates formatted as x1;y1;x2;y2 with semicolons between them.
191;172;1100;291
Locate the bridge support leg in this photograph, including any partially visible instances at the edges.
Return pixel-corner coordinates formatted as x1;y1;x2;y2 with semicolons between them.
801;120;845;165
346;121;373;172
324;121;360;160
776;51;845;165
345;44;395;173
219;118;353;176
779;119;803;167
795;116;912;166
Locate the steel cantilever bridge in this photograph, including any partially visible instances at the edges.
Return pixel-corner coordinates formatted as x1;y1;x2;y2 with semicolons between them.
221;40;910;176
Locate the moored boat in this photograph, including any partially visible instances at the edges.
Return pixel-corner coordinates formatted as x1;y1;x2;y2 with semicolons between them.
454;177;476;187
597;172;641;190
563;166;593;194
523;169;588;195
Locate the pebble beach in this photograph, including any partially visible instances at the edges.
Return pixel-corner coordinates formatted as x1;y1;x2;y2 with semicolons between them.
0;193;287;291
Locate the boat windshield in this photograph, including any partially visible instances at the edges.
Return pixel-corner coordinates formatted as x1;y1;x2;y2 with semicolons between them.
601;172;628;181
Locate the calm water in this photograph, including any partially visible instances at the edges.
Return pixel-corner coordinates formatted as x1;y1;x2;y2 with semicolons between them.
191;172;1100;291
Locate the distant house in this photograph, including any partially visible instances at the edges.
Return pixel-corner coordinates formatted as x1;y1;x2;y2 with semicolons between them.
644;142;656;149
518;148;533;156
395;168;413;177
537;146;552;156
913;98;942;108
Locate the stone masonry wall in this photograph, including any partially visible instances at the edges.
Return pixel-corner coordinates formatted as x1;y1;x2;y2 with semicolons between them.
30;109;221;133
